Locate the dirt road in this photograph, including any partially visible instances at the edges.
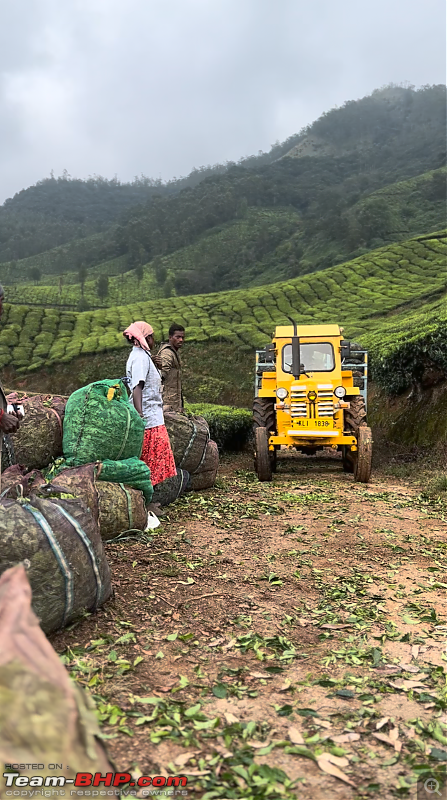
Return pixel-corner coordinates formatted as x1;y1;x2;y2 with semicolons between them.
51;453;447;799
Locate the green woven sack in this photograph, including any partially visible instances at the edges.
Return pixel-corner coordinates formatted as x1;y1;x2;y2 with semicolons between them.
98;457;154;504
63;380;145;464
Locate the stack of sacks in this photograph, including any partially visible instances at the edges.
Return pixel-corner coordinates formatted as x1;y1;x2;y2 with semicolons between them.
154;411;219;505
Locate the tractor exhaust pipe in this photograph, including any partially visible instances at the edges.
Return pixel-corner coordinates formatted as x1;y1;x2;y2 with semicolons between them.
289;318;301;380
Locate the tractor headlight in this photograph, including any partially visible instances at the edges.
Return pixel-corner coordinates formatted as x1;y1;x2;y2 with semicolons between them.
276;387;288;400
334;386;346;399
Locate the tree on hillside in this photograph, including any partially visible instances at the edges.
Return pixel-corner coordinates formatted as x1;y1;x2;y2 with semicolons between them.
97;274;109;300
29;267;42;284
430;171;447;201
163;276;174;298
355;198;396;245
153;256;167;285
77;296;89;311
135;263;144;284
78;264;88;296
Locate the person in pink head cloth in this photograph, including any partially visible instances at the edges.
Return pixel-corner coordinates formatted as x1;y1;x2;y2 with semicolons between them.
123;320;177;486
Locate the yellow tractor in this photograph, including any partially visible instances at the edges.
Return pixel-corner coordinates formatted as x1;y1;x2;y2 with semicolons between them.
253;322;372;482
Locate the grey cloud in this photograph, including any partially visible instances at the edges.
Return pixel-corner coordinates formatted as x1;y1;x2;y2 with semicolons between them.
0;0;445;202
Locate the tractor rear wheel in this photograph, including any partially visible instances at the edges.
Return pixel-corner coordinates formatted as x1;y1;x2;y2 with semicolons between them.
345;395;367;431
254;427;272;482
253;397;277;472
353;426;373;483
344;395;371;480
253;397;276;433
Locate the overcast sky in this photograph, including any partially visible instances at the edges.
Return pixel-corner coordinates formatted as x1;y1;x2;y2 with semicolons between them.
0;0;445;203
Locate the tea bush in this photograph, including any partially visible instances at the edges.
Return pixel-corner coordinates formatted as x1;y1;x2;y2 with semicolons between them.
186;403;252;451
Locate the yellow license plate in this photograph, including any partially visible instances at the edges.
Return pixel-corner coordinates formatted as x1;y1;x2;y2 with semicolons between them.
295;419;333;428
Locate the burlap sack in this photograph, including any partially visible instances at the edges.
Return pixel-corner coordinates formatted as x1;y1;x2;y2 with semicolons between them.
0;564;113;790
0;494;112;633
7;392;67;470
190;439;219;490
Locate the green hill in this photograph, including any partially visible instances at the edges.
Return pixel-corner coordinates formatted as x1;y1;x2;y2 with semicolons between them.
3;208;302;306
1;232;445;404
1;85;445;298
4;166;446;309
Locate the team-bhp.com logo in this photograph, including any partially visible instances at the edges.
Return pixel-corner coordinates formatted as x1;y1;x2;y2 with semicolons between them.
3;772;188;795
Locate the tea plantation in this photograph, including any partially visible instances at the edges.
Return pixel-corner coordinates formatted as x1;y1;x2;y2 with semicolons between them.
0;231;445;394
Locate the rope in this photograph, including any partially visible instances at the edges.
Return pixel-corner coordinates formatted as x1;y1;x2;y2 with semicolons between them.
23;502;74;627
176;469;190;500
180;419;197;468
47;407;63;437
1;434;15;471
116;405;131;460
192;432;210;475
73;383;95;458
119;482;133;529
54;503;104;610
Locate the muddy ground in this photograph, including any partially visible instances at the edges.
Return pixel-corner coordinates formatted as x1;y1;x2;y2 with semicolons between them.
50;452;447;799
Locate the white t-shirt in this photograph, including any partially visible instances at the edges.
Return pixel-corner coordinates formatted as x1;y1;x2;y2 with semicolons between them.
126;346;164;430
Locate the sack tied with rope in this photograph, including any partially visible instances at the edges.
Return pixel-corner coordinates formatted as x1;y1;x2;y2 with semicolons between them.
0;493;112;634
63;379;145;465
164;411;210;473
6;392;67;471
46;463;148;540
190;440;219;491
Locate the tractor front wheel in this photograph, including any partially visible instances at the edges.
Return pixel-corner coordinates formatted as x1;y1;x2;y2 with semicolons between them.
353;426;373;483
254;427;273;482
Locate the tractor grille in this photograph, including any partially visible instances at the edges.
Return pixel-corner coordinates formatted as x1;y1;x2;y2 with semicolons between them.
290;384;335;419
317;385;334;418
290;386;307;418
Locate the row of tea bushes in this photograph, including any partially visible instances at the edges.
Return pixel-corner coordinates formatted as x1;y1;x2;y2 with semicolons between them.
0;232;445;393
360;294;447;394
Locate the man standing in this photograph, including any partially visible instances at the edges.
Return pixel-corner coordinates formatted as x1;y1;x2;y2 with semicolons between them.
157;323;185;413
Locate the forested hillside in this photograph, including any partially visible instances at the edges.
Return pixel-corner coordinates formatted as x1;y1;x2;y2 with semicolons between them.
1;84;445;299
0;165;232;263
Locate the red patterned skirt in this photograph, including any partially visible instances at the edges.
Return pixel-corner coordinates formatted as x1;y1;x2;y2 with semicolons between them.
141;424;177;486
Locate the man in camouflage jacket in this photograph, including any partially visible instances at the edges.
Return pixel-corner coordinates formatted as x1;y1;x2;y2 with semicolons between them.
157;323;185;413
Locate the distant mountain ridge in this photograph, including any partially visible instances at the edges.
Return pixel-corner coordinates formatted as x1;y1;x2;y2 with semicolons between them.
1;84;445;299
